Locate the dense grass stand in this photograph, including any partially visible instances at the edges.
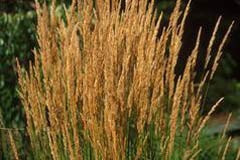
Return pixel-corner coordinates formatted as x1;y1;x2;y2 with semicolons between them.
11;0;239;159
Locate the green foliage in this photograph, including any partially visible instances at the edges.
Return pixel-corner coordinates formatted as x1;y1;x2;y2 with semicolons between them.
197;134;237;160
0;11;36;127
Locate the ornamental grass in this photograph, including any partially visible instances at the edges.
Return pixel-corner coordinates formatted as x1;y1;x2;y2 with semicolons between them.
15;0;237;159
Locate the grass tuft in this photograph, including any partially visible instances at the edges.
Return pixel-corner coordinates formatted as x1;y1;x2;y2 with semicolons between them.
14;0;236;159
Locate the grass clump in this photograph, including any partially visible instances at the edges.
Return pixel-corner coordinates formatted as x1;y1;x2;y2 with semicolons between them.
15;0;236;159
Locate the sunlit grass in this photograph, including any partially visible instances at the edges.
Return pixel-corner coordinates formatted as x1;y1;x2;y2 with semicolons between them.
12;0;238;159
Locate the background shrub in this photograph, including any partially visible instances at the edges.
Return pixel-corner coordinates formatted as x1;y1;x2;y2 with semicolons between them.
0;8;36;127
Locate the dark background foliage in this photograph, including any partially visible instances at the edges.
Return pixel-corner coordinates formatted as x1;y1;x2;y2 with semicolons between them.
0;0;239;128
0;0;36;128
181;0;240;113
